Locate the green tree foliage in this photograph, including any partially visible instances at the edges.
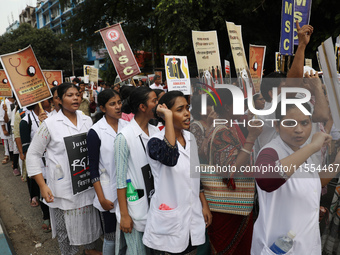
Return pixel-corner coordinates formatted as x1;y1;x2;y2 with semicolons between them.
0;23;85;77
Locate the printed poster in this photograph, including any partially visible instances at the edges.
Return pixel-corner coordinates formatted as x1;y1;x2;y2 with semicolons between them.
83;65;91;83
318;37;340;129
192;30;223;85
164;55;191;95
64;133;92;195
148;74;155;86
0;45;52;108
226;21;254;97
249;45;266;93
89;66;98;84
0;70;12;97
43;70;63;87
99;23;140;82
224;60;231;84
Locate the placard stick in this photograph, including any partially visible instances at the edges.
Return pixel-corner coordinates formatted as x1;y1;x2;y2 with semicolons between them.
130;77;136;87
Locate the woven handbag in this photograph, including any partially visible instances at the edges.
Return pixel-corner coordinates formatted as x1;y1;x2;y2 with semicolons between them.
200;125;255;216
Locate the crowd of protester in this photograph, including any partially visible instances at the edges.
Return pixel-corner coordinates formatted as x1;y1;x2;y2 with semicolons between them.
0;23;340;255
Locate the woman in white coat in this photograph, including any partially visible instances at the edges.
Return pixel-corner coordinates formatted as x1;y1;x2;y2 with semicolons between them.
251;103;340;255
114;87;159;255
26;83;102;255
88;89;128;254
143;91;212;254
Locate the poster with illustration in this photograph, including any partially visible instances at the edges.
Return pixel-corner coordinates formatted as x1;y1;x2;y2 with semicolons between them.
43;70;63;87
0;70;12;97
164;55;191;95
0;45;52;108
192;30;223;85
249;44;266;93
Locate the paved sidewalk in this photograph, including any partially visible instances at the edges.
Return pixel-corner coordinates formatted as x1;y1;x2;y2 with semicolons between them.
0;144;102;254
0;217;14;255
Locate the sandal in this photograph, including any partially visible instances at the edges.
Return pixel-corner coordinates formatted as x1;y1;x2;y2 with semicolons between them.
2;156;9;164
30;196;39;207
42;219;51;233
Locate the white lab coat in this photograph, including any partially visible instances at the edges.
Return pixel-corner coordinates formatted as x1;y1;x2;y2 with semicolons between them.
90;117;128;212
0;99;13;139
142;129;205;253
251;136;321;255
26;110;95;210
115;118;159;232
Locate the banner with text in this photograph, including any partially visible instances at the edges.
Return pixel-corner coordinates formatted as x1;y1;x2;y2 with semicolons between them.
0;45;52;108
192;30;223;86
249;45;266;93
164;55;191;95
43;70;63;87
100;23;140;81
280;0;295;55
0;70;12;97
89;66;99;84
226;22;255;97
293;0;312;45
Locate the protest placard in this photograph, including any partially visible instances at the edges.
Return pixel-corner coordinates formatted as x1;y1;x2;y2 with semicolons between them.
249;45;266;93
148;74;155;86
100;23;140;81
64;133;92;195
226;21;254;97
42;70;63;87
318;37;340;129
192;30;223;85
89;66;98;84
0;45;52;108
0;70;12;97
164;55;191;95
83;65;91;83
224;60;231;84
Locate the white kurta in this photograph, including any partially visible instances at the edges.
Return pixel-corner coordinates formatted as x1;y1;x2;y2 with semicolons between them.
90;117;128;212
142;130;205;253
26;110;95;210
251;136;322;255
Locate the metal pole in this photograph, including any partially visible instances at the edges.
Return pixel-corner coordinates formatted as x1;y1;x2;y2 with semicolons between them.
70;44;75;76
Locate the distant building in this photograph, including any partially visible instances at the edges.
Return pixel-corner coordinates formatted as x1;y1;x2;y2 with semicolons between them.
19;6;36;28
35;0;84;34
35;0;105;67
6;21;20;33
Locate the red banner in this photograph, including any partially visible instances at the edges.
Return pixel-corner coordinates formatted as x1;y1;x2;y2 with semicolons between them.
43;70;63;87
100;23;140;81
0;45;52;108
0;70;12;97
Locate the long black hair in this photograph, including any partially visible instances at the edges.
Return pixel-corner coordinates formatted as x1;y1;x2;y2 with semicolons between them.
94;89;121;123
125;87;154;115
